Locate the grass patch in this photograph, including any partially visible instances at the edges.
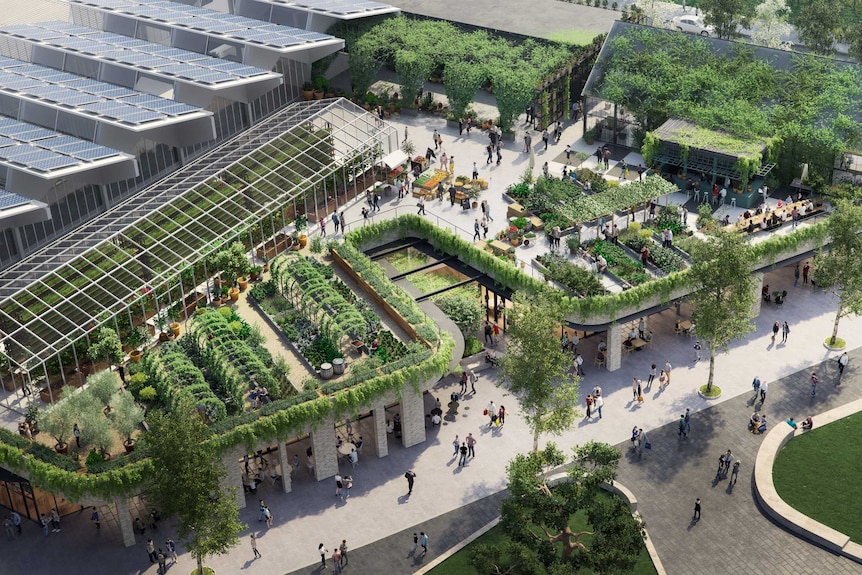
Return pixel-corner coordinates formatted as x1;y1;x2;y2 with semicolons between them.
699;384;721;397
773;411;862;543
547;29;601;46
824;336;846;349
407;268;473;298
427;491;657;575
385;248;429;273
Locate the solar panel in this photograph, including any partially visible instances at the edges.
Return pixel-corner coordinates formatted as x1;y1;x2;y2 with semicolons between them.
0;190;30;210
70;0;339;50
0;137;17;148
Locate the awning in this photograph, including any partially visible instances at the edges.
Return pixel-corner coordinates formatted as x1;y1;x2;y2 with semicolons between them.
380;149;408;171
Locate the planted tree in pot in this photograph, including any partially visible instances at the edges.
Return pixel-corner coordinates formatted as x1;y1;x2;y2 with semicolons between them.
87;370;120;414
111;391;146;453
38;390;76;453
125;326;148;363
88;327;124;369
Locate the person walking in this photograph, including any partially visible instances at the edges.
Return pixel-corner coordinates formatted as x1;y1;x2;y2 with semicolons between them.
684;408;691;435
318;543;328;568
723;450;734;475
803;261;810;284
39;514;49;536
332;548;342;574
264;505;273;527
771;321;780;342
730;460;741;484
794;263;800;286
320;217;326;237
157;548;167;574
469;369;478;394
481;199;493;221
50;508;60;532
498;405;506;426
250;534;261;559
11;511;21;536
339;211;346;232
452;435;460;457
417;197;425;215
473;218;481;241
332;212;340;234
90;507;100;530
340;539;349;566
412;533;419;554
693;340;702;362
466;433;476;458
575;354;584;376
647;363;657;387
781;321;790;343
147;539;157;563
810;372;819;396
838;352;850;379
481;218;489;240
716;453;727;479
496;142;503;166
419;532;429;556
594;394;604;419
585;394;593;418
678;414;687;439
405;469;416;494
73;423;81;448
472;162;479;181
693;498;701;521
752;376;761;398
334;473;343;498
664;361;673;383
760;379;768;403
632;377;642;401
603;147;611;170
258;499;267;522
458;442;468;467
166;539;177;563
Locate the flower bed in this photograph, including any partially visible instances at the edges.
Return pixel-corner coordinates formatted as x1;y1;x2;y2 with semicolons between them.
536;252;607;297
558;176;678;224
589;240;651;286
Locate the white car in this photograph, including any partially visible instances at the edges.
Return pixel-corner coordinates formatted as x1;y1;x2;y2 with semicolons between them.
671;15;714;36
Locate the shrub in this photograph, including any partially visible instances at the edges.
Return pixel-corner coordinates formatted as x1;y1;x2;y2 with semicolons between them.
435;292;484;336
463;336;484;357
139;386;157;401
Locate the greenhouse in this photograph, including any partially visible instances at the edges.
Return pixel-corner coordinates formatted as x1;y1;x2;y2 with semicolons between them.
0;97;398;406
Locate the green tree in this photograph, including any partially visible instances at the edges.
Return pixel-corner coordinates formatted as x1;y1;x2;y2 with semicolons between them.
688;229;757;392
110;391;146;448
700;0;752;39
481;442;644;574
750;0;792;49
845;21;862;62
435;292;484;337
499;290;579;452
349;38;381;99
395;50;432;106
813;199;862;346
795;0;841;55
213;241;251;285
143;398;245;575
492;67;536;132
444;59;483;121
86;369;120;412
88;327;124;367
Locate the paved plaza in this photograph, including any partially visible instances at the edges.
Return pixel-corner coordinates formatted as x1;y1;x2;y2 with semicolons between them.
3;107;862;575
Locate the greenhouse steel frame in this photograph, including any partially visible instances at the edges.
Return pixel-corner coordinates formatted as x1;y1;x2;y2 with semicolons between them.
0;98;397;403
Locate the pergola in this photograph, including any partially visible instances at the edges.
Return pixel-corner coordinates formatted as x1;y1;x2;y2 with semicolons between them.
0;98;397;400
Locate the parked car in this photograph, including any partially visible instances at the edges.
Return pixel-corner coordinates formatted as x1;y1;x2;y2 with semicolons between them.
671;15;714;36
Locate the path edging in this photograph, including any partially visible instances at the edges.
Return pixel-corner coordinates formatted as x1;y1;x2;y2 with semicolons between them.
413;475;667;575
754;396;862;565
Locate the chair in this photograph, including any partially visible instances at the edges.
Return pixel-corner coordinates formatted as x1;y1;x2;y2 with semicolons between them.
594;356;606;368
674;324;684;336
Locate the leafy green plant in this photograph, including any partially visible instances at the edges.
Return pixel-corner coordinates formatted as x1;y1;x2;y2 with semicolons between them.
463;336;484;357
88;327;124;366
309;236;324;254
435;292;484;336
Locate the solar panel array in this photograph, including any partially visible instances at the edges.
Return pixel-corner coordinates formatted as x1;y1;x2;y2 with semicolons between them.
71;0;336;49
0;56;206;126
0;21;278;86
0;189;31;210
0;115;128;173
288;0;395;16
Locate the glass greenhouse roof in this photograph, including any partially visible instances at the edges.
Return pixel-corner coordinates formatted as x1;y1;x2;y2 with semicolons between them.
0;98;396;368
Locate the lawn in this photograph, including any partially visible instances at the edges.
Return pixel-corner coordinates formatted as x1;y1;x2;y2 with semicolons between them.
773;411;862;543
427;491;658;575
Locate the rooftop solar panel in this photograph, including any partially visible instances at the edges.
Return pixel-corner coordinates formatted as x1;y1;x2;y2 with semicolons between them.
0;190;31;210
70;0;338;50
0;137;17;148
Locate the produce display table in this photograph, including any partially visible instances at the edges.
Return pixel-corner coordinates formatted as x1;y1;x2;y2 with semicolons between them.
414;168;449;191
507;202;529;218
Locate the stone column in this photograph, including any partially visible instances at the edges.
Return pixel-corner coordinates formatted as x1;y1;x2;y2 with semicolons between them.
222;446;246;509
400;385;426;448
114;497;136;547
311;415;338;481
371;399;388;458
751;272;764;318
278;441;291;494
606;324;623;372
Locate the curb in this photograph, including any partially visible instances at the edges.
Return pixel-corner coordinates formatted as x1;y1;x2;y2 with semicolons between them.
413;475;667;575
754;397;862;565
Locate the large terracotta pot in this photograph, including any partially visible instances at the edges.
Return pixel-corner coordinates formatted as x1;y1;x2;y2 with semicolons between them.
237;277;249;291
169;322;181;337
298;234;308;248
228;288;240;302
129;350;143;363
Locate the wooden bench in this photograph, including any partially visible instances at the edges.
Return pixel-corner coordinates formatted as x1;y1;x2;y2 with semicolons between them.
507;202;530;218
489;240;514;255
529;216;545;231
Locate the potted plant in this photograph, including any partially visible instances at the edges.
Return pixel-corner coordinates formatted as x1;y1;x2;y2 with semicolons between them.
38;393;74;454
124;326;148;363
87;370;120;415
228;286;240;302
249;265;262;281
566;234;581;254
154;311;171;341
313;77;327;100
111;391;145;453
237;276;249;291
295;215;309;248
301;81;315;101
88;327;124;369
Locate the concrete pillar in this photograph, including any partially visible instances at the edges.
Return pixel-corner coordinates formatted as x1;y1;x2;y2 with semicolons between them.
401;385;426;448
115;497;136;547
751;272;764;318
277;441;291;494
607;324;623;372
222;446;246;509
371;399;388;458
311;415;338;481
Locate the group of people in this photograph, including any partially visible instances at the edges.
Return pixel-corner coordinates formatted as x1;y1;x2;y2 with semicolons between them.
318;540;350;573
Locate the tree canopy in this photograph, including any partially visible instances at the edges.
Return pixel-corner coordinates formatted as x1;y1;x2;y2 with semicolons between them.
474;442;645;575
700;0;753;39
143;398;245;575
499;289;580;452
688;229;757;391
